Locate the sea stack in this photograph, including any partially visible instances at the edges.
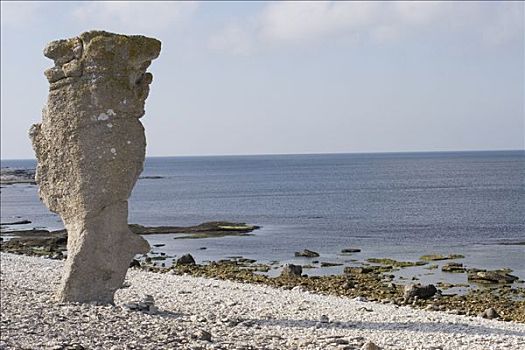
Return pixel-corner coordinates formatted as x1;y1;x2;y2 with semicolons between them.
29;31;161;303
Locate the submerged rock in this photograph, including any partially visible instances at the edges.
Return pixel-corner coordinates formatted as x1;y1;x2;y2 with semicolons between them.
420;254;465;261
344;266;379;274
0;219;31;226
367;258;426;268
468;270;519;284
130;221;260;239
320;262;343;267
29;30;161;303
441;263;466;273
341;248;361;253
294;249;320;258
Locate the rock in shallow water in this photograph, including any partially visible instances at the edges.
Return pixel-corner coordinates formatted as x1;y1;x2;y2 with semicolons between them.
294;249;320;257
177;254;196;266
467;270;519;284
341;248;361;253
29;30;161;303
441;263;466;273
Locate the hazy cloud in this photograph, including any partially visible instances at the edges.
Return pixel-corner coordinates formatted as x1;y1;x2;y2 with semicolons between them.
72;1;198;34
210;1;524;55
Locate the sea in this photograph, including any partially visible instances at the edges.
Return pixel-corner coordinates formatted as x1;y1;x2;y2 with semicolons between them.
1;151;524;286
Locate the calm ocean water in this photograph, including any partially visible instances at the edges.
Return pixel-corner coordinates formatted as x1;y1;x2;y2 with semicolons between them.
2;151;524;282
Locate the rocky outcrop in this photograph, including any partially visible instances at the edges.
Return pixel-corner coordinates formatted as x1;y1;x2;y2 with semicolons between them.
467;269;519;284
29;31;161;303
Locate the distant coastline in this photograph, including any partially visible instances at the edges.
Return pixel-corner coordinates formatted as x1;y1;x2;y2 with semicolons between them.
2;148;524;162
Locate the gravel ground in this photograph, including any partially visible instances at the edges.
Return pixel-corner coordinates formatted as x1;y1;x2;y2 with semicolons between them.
1;253;524;350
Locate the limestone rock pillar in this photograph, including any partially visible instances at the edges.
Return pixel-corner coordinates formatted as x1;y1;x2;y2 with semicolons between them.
29;31;161;303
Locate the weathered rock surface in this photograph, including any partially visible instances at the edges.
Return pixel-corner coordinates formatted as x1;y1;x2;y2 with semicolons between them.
468;269;519;284
29;30;161;303
403;284;438;302
295;249;320;257
442;262;466;273
281;264;303;278
480;307;500;320
176;254;196;266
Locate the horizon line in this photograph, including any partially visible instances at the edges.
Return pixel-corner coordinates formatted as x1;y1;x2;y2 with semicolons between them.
1;148;524;162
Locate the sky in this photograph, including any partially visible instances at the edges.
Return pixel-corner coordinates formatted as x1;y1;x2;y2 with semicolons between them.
1;1;524;159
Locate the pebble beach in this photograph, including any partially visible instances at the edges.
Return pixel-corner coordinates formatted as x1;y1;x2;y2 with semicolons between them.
1;253;524;350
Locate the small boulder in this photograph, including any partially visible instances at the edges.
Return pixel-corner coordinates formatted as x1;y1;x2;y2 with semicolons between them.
480;307;500;319
176;254;196;266
123;294;157;313
280;264;302;278
193;330;212;342
403;284;437;302
143;294;154;307
129;259;141;268
294;249;320;257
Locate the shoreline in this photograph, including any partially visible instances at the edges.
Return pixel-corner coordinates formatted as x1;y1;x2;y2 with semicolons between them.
1;253;525;349
2;225;524;323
